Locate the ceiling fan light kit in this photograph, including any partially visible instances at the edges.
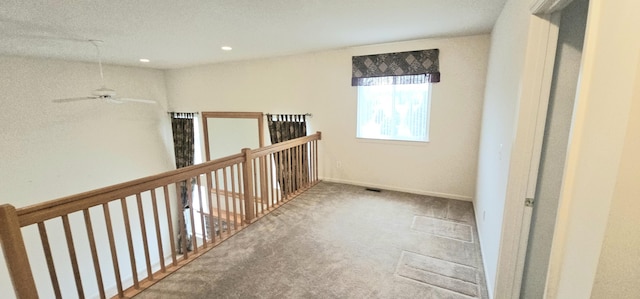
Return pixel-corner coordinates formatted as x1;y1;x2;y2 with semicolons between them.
52;39;156;105
92;87;116;97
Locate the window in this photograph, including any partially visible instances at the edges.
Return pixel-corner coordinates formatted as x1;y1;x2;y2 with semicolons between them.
356;81;431;142
351;49;439;142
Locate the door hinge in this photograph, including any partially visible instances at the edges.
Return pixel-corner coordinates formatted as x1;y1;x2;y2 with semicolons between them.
525;198;535;207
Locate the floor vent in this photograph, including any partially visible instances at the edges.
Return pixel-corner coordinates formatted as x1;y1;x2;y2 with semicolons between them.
365;187;382;192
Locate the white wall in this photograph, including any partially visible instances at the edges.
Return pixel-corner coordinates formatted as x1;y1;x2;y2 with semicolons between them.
166;34;490;201
545;0;640;296
473;0;532;296
206;117;260;159
0;56;176;298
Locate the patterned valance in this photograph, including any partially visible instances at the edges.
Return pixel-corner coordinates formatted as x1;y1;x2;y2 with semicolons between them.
351;49;440;86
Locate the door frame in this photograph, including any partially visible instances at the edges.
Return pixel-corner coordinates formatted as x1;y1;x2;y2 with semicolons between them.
201;111;265;161
493;11;562;299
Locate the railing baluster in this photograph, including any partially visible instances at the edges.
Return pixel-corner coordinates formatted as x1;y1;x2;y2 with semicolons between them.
258;158;264;213
312;140;316;183
206;172;216;243
223;167;232;234
307;141;311;185
307;142;311;186
230;165;239;229
268;154;275;208
312;140;315;183
294;145;298;192
277;151;283;203
297;144;302;191
289;146;294;196
37;221;62;299
214;170;223;237
260;156;268;211
314;140;317;183
163;185;177;266
82;209;106;299
252;158;259;215
308;141;312;184
288;147;293;198
315;138;319;182
103;203;124;297
150;189;166;273
237;164;245;225
135;193;153;280
173;182;188;259
120;197;139;289
196;175;207;247
187;178;198;253
297;145;301;190
283;148;289;198
303;143;308;188
61;214;85;298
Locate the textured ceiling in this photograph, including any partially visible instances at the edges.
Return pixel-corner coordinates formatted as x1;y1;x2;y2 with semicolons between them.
0;0;507;69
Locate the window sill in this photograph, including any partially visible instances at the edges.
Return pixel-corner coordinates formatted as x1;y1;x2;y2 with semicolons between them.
355;137;430;147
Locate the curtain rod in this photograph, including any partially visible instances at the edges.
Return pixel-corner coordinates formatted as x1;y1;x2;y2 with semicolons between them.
167;111;200;114
264;113;312;117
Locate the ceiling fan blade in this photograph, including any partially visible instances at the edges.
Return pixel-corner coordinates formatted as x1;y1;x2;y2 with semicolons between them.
117;97;157;104
52;96;97;103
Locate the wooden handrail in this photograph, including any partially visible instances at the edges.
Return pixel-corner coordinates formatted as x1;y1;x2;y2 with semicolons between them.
251;131;321;158
17;154;245;226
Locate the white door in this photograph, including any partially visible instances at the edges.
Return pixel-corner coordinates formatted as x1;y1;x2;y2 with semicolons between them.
520;0;589;297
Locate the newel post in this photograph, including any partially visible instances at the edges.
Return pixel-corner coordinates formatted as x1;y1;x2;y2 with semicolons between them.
241;148;256;223
0;204;38;298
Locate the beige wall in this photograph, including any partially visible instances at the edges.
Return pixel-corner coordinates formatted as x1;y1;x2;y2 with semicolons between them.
0;56;175;298
473;0;532;296
591;56;640;298
545;0;640;297
166;34;490;200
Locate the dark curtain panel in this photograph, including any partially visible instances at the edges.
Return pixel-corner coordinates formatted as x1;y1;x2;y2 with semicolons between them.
171;112;195;253
171;114;195;208
267;114;308;197
351;48;440;86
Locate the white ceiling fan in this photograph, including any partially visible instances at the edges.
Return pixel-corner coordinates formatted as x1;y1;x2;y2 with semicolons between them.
52;40;156;105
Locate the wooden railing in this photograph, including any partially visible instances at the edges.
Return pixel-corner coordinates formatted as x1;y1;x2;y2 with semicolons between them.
0;132;321;299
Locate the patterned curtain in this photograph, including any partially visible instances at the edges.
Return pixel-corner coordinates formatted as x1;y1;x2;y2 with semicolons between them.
267;114;308;197
351;48;440;86
171;113;195;207
171;112;195;253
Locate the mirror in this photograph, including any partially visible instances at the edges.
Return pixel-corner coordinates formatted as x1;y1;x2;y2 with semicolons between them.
201;112;264;161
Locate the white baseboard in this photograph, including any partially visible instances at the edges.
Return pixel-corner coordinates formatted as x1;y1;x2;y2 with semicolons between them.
320;177;473;201
474;203;495;299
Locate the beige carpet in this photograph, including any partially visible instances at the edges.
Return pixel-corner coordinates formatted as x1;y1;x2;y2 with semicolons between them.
135;182;489;299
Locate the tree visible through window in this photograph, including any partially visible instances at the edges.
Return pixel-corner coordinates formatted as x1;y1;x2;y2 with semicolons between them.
356;82;431;142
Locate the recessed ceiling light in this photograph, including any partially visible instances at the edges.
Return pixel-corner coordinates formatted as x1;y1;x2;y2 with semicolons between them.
139;58;150;63
221;46;232;51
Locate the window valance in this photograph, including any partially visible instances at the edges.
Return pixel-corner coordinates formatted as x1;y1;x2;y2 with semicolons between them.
351;49;440;86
